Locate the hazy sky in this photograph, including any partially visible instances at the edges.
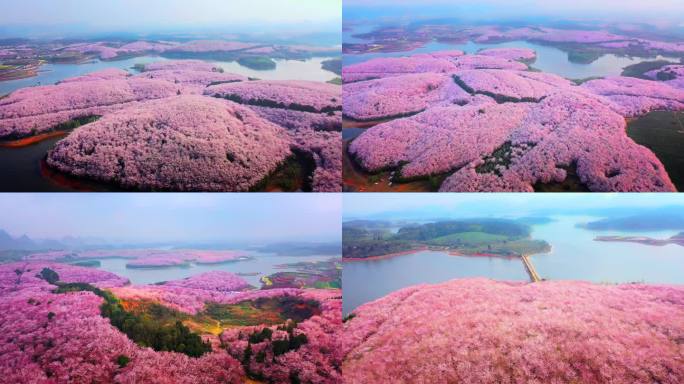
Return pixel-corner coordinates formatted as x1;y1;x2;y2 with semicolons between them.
0;193;341;243
344;0;684;25
0;0;341;36
343;193;684;219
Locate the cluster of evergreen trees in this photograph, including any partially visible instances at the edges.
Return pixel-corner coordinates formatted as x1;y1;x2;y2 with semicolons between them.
41;268;211;357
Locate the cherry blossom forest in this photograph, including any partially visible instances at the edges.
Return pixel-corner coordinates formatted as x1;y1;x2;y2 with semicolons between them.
341;193;684;384
342;2;684;192
0;60;342;192
0;0;342;192
0;193;343;384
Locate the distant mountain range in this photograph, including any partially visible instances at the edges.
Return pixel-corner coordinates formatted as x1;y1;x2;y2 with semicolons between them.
0;229;72;250
0;230;342;258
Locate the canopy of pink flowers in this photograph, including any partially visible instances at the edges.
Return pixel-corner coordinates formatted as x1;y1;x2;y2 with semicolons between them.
342;278;684;384
0;262;245;383
478;47;537;61
344;49;682;191
645;64;684;89
164;271;251;292
0;58;342;191
221;289;342;384
58;68;131;83
205;80;343;191
46;95;292;191
205;80;341;113
341;52;529;83
581;76;684;117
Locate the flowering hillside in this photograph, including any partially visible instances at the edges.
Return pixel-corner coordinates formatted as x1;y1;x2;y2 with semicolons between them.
0;262;342;383
0;262;244;383
342;278;684;384
343;49;683;191
0;58;342;191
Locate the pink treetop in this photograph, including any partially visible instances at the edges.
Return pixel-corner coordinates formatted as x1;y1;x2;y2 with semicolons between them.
342;73;469;121
439;91;675;192
453;69;573;101
581;76;684;117
125;258;188;268
58;68;131;83
0;77;179;139
163;271;250;292
134;70;246;94
349;103;530;177
478;47;537;62
168;40;258;53
343;278;684;384
344;49;681;192
118;40;179;52
141;60;222;72
24;251;75;261
204;80;341;113
63;42;120;59
0;262;244;383
46;95;292;191
341;55;460;83
645;64;684;90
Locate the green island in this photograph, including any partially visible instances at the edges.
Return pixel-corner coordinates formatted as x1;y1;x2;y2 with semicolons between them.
237;56;277;70
343;219;551;259
321;58;342;75
260;259;341;289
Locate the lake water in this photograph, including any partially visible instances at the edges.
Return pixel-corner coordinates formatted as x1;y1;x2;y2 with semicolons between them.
83;252;334;287
343;32;681;80
343;216;684;314
1;56;338;96
530;216;684;284
214;57;337;82
343;251;528;314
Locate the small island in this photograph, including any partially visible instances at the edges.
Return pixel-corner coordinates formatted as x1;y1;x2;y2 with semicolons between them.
237;56;276;70
343;219;551;260
595;232;684;247
261;259;341;289
321;58;341;75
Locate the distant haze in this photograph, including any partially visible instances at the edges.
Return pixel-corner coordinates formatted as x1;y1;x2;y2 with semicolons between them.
0;0;341;38
0;194;341;244
343;193;684;220
344;0;684;25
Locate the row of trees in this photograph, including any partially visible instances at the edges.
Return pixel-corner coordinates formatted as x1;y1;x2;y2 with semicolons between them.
41;268;212;357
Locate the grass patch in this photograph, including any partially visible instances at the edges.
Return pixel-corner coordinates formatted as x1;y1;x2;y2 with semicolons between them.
627;110;684;191
52;280;212;357
428;231;508;247
203;296;321;327
237;56;276;70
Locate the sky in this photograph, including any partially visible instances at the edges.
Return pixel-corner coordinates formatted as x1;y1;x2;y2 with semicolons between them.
344;0;684;25
0;193;341;244
343;193;684;220
0;0;341;37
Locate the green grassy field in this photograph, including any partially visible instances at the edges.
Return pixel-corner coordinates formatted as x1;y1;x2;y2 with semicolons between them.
428;231;508;246
627;111;684;191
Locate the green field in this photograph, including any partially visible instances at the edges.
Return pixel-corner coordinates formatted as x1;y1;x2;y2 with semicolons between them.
428;231;508;246
627;111;684;191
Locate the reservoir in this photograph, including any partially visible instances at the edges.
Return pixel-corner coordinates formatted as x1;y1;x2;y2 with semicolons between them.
343;215;684;313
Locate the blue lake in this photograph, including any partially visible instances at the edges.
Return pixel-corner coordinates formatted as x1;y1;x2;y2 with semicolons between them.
1;56;338;96
343;216;684;314
343;26;681;79
82;251;334;287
